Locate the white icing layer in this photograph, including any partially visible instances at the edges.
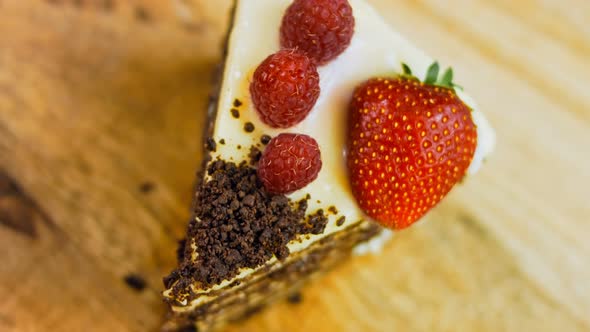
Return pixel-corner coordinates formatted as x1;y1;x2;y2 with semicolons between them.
166;0;495;309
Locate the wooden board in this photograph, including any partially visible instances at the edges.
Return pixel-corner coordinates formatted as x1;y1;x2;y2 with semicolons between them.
1;0;589;331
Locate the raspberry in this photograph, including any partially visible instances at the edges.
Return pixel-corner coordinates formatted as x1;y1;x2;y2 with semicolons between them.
280;0;355;65
257;133;322;194
250;50;320;128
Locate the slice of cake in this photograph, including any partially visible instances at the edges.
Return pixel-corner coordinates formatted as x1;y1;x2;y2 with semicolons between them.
162;0;495;331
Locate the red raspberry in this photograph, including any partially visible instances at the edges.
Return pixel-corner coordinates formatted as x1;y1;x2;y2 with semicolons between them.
257;133;322;194
280;0;355;65
250;50;320;128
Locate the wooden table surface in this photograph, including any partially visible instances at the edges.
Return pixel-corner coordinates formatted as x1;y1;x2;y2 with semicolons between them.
1;0;589;331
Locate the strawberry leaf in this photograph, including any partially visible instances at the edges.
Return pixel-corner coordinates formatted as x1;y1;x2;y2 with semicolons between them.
424;62;440;85
439;68;454;88
401;63;412;76
452;83;464;91
401;62;462;92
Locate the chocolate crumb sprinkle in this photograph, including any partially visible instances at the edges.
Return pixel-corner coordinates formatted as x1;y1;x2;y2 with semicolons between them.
139;182;155;194
134;6;151;22
260;135;272;145
124;274;147;292
167;160;328;288
248;147;262;166
244;122;255;133
233;99;243;108
231;109;240;118
101;0;114;11
304;209;328;235
328;206;338;215
205;138;217;152
219;139;226;145
336;216;346;227
287;292;303;304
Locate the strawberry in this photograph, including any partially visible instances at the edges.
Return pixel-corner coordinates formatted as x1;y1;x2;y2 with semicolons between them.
346;63;477;229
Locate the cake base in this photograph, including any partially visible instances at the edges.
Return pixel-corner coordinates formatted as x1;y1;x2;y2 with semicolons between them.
163;222;382;332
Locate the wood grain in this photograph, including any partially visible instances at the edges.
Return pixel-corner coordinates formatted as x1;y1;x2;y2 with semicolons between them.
1;0;588;331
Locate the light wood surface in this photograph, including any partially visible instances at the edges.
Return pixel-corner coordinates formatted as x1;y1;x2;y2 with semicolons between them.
1;0;589;331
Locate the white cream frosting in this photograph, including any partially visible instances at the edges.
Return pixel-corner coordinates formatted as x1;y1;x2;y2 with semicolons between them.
166;0;495;309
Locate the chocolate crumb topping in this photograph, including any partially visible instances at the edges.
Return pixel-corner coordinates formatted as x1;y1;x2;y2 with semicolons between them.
233;99;243;108
168;160;328;289
287;292;303;304
231;109;240;118
260;135;272;145
248;147;262;166
219;139;226;145
176;239;187;262
101;0;114;11
244;122;255;133
336;216;346;227
205;138;217;152
124;274;147;292
303;209;328;235
328;206;338;215
139;181;155;194
134;6;151;22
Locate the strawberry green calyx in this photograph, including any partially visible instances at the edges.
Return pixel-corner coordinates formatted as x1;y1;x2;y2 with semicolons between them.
401;62;462;91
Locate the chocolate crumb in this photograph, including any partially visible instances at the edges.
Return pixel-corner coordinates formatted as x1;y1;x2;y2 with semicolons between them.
328;206;338;215
101;0;113;11
135;6;151;22
166;160;328;288
233;99;243;108
205;138;217;152
260;135;272;145
248;147;262;166
231;109;240;118
305;194;311;200
304;209;328;235
219;139;226;145
237;145;242;150
317;200;321;204
124;274;147;292
287;292;303;304
139;182;155;194
175;239;187;264
244;122;255;133
336;216;346;227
